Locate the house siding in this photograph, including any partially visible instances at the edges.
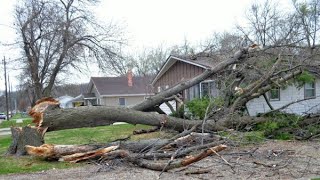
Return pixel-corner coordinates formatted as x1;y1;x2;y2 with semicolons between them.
154;61;205;90
101;96;145;106
160;100;176;115
246;79;320;116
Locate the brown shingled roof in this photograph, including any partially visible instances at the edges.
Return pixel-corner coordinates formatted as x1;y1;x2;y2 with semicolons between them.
90;76;151;96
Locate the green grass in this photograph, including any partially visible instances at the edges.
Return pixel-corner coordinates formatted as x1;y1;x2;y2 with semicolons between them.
0;135;78;175
45;124;158;144
0;118;33;128
0;124;172;175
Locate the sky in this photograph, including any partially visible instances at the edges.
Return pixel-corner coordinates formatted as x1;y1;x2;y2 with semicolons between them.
0;0;290;91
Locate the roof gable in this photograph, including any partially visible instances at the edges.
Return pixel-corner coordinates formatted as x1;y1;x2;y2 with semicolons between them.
90;76;151;96
152;55;218;85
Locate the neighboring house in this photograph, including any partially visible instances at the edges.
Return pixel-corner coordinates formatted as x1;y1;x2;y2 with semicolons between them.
152;55;221;114
68;93;97;107
152;55;320;116
246;78;320;116
57;95;74;108
87;71;153;107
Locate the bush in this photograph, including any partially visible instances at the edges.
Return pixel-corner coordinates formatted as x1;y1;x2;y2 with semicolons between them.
169;106;185;118
244;131;265;143
255;112;302;140
186;96;224;119
274;132;293;140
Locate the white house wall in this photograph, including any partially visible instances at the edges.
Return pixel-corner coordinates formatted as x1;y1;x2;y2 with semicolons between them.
246;79;320;116
159;101;176;115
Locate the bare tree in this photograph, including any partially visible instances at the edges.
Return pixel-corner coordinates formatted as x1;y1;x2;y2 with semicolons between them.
15;0;125;104
293;0;320;55
131;46;169;77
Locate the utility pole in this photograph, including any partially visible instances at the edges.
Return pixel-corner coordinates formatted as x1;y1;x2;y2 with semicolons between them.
3;56;9;121
8;75;11;117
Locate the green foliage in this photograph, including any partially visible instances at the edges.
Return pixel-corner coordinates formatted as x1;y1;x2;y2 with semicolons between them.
186;96;224;119
295;71;315;87
243;131;265;143
255;112;302;140
169;106;185;118
274;132;293;140
256;121;279;135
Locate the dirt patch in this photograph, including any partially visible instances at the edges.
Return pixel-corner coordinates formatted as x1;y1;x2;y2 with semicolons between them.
1;140;320;180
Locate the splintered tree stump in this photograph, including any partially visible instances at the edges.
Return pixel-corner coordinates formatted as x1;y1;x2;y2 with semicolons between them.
7;126;46;156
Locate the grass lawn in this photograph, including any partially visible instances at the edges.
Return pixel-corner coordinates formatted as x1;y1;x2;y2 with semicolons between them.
0;124;173;175
0;119;33;129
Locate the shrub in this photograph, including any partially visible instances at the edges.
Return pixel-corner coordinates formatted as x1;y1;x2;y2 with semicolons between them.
243;131;265;143
274;132;293;140
186;96;224;119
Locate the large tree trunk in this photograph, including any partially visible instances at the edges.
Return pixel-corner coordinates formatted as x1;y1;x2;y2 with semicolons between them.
42;106;201;132
132;47;251;111
41;106;268;133
7;126;47;156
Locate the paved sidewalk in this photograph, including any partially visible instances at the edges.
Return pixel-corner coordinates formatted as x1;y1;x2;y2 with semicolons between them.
0;128;11;136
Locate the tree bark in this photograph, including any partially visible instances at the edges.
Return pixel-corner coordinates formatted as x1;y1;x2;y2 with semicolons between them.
127;144;227;171
7;126;46;156
42;106;202;132
132;48;251;111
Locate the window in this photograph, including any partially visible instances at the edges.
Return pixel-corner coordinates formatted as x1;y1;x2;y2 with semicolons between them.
187;84;200;100
268;88;280;101
200;81;218;98
119;98;126;106
305;82;316;98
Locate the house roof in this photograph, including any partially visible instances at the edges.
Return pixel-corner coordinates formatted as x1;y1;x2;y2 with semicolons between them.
152;54;221;85
90;76;151;96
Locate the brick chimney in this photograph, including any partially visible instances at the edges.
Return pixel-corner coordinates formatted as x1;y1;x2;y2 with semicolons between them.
127;69;133;87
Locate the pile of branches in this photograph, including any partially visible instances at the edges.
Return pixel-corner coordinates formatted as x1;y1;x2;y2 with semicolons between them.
25;128;229;172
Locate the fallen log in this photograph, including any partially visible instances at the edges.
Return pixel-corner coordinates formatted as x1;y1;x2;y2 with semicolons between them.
59;145;119;163
41;106;269;133
127;144;227;171
42;106;202;132
25;144;104;159
133;126;160;135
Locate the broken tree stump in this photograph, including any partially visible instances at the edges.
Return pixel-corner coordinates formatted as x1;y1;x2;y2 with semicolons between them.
7;126;47;156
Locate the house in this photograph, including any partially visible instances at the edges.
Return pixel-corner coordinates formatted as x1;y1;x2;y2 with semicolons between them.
246;78;320;116
57;95;74;108
87;71;153;107
152;55;221;114
66;93;97;107
152;55;320;116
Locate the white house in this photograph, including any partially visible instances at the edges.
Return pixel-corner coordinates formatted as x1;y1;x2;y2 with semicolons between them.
246;79;320;116
57;95;74;108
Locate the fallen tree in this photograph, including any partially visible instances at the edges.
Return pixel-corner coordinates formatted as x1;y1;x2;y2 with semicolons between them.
24;131;228;171
9;44;303;156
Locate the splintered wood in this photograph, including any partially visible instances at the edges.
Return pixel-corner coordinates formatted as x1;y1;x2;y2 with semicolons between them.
25;144;119;162
28;97;60;127
25;142;227;171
